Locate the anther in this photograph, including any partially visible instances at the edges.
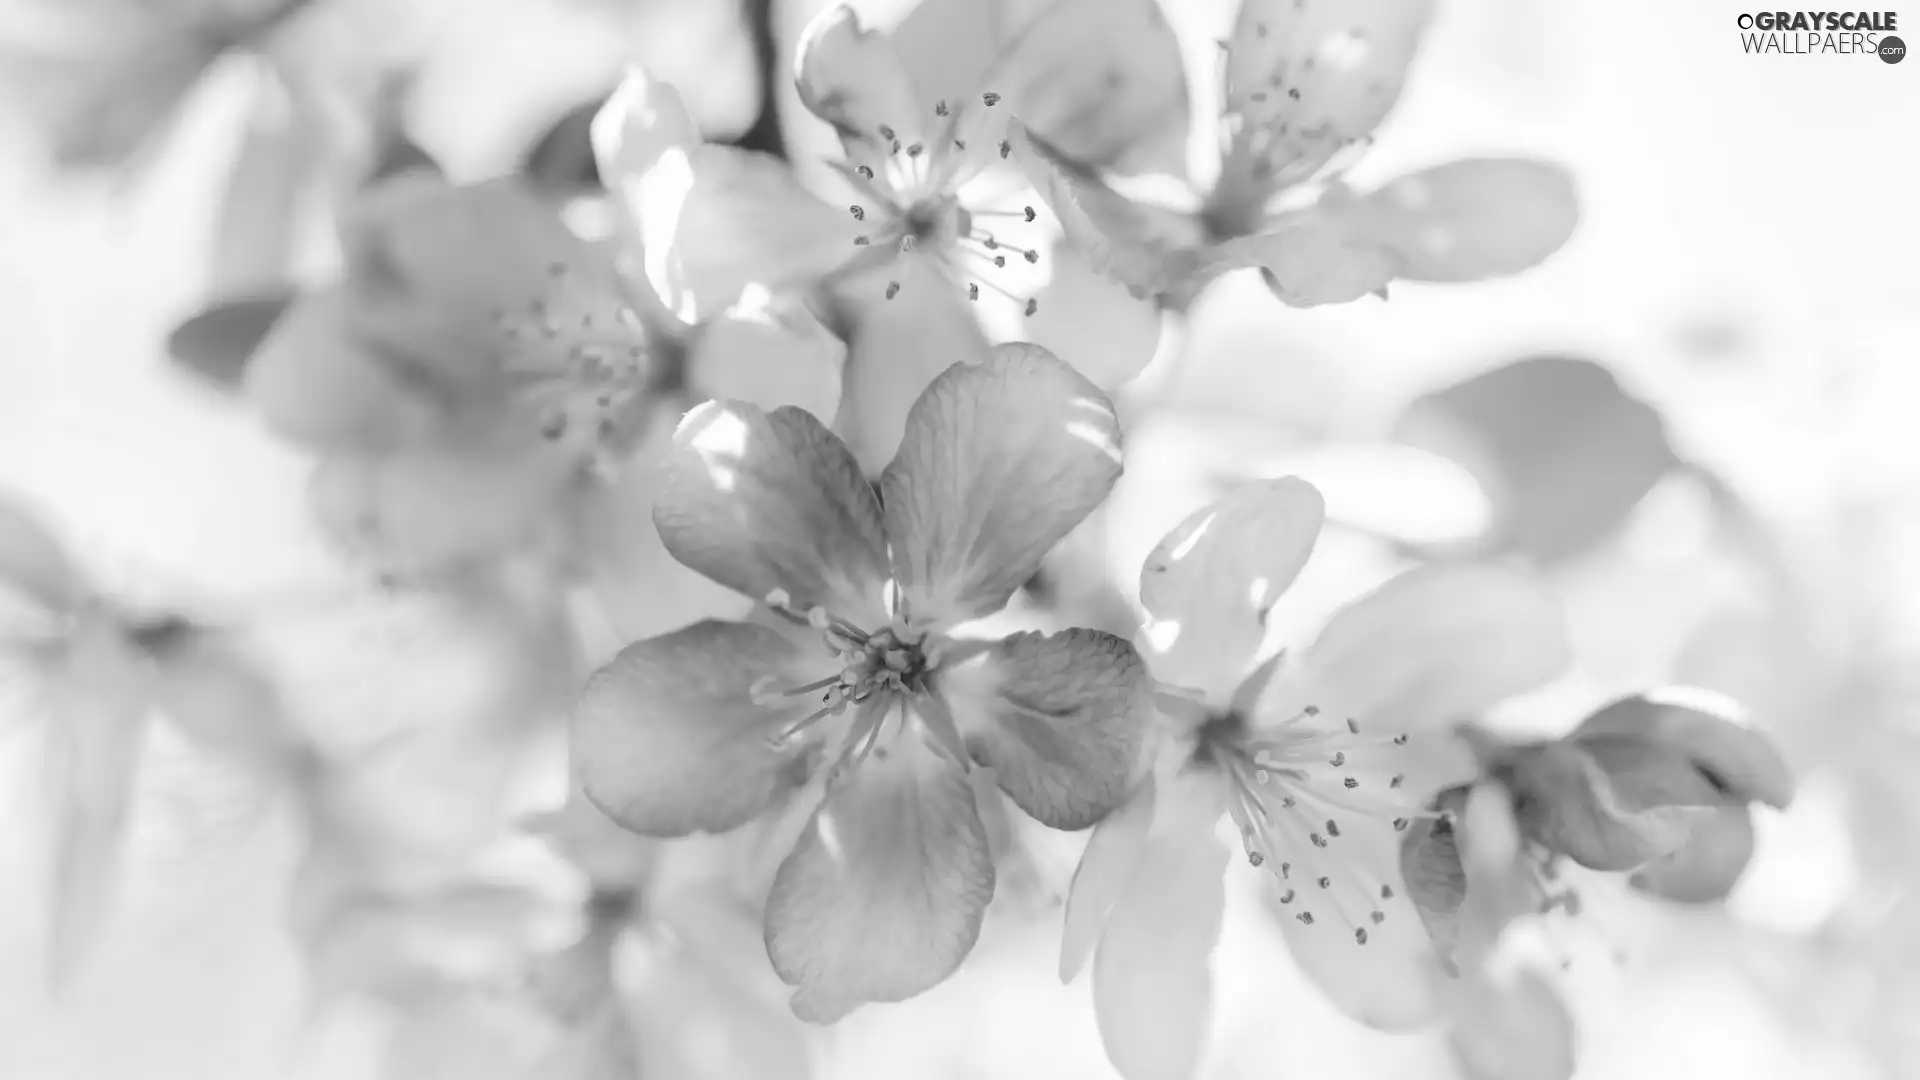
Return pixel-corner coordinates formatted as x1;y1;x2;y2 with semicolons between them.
1248;851;1265;867
765;589;792;609
1380;885;1394;900
854;235;870;246
906;143;924;158
1023;205;1036;222
1326;819;1341;837
1297;912;1315;925
1392;817;1409;831
1354;928;1369;945
806;606;832;630
1347;718;1360;733
891;139;902;154
998;139;1011;158
1393;734;1409;746
982;92;1001;106
1024;298;1038;316
849;205;865;220
1303;706;1320;715
885;282;901;300
1370;910;1386;924
968;283;979;300
1390;774;1404;788
1280;862;1291;878
1317;876;1331;888
1343;777;1359;789
1023;249;1039;264
1279;888;1294;904
954;139;967;150
857;165;874;179
934;100;949;116
993;255;1006;267
1310;832;1327;848
1254;768;1271;784
1330;751;1346;767
900;235;916;252
878;124;896;140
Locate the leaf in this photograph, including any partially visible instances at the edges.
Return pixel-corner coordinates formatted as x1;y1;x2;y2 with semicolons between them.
166;293;298;391
1394;355;1678;563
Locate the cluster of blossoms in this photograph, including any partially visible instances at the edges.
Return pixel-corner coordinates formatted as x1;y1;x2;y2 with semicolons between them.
5;0;1794;1078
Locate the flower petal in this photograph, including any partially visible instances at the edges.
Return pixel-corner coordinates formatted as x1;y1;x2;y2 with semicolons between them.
1345;159;1578;282
1221;0;1436;183
940;628;1155;831
165;292;295;392
243;287;429;453
0;497;76;613
1573;689;1793;810
688;284;845;426
1021;239;1165;390
1297;563;1572;736
1205;215;1401;308
573;620;816;837
1091;773;1228;1080
880;342;1123;626
1398;803;1467;976
653;399;889;620
795;5;928;182
590;64;704;324
1138;476;1325;696
834;255;992;475
1449;969;1577;1080
764;731;994;1021
1060;776;1157;982
1018;129;1210;302
1504;741;1717;872
1628;804;1756;904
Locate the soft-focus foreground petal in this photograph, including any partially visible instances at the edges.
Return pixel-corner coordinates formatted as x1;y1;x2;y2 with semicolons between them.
589;63;702;324
1206;216;1401;309
1220;0;1436;184
834;256;992;475
1573;690;1793;810
1629;804;1756;904
795;5;926;180
1092;774;1228;1080
1344;159;1579;282
1449;969;1577;1080
1138;477;1325;696
0;498;76;613
1060;776;1157;982
43;626;153;989
243;287;428;453
1298;564;1571;737
574;620;815;837
1018;130;1209;302
891;0;1190;179
1020;240;1164;390
653;400;889;620
1504;740;1718;872
688;284;845;425
764;732;993;1021
165;292;294;392
881;343;1123;627
940;628;1154;831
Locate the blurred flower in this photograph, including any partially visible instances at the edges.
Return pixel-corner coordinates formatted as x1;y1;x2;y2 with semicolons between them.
242;152;843;636
1057;478;1571;1080
613;1;1185;469
574;344;1155;1020
1030;0;1579;310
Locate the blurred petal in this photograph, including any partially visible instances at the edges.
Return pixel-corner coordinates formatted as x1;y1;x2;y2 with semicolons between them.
1348;159;1579;282
1574;690;1793;809
765;732;993;1021
0;497;76;612
835;256;991;475
1022;241;1164;389
1220;0;1436;184
1060;776;1156;982
150;631;293;770
1018;130;1209;301
209;77;322;296
1449;970;1577;1080
1505;741;1716;872
166;292;295;392
243;288;428;453
1629;804;1756;904
881;343;1123;626
1207;216;1401;308
941;628;1154;831
590;65;703;321
653;400;889;620
688;285;845;425
574;620;814;837
1138;477;1325;695
795;5;926;173
1092;774;1227;1080
1299;564;1571;735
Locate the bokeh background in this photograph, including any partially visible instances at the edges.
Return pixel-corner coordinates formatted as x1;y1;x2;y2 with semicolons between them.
1;0;1917;1078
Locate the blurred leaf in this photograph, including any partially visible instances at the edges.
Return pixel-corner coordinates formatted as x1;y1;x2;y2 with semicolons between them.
166;293;298;391
1449;969;1577;1080
522;95;611;192
1394;355;1679;564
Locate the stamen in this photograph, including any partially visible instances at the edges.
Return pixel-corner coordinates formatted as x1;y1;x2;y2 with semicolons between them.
885;281;901;299
982;92;1001;107
854;235;870;246
934;100;949;117
849;205;865;221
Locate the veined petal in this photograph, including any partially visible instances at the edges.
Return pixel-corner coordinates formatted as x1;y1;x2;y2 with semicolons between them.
573;620;816;837
1345;158;1579;283
688;285;845;426
1060;776;1157;982
653;399;889;621
1220;0;1436;187
1294;564;1572;736
1091;772;1228;1080
1018;129;1209;302
881;343;1123;627
243;287;430;453
1138;477;1325;697
764;730;994;1021
1204;215;1401;308
795;5;927;188
0;498;76;614
939;628;1155;831
1268;817;1451;1030
835;255;992;476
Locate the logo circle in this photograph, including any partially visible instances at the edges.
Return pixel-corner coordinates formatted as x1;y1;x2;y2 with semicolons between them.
1882;35;1907;63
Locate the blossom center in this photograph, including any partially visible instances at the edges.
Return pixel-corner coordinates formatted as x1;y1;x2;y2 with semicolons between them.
1203;706;1427;946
